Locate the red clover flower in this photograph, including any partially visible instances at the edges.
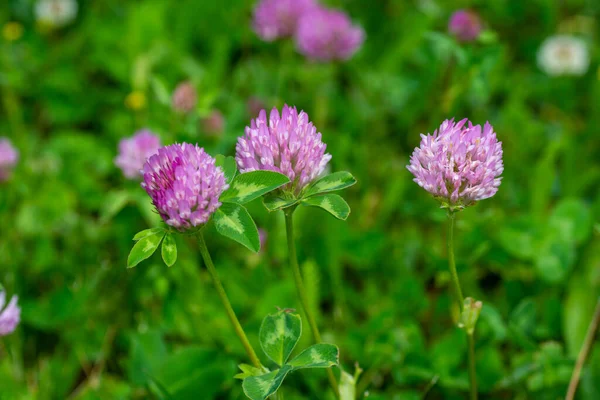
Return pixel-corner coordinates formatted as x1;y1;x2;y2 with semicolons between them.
142;143;228;230
236;105;331;196
407;119;503;210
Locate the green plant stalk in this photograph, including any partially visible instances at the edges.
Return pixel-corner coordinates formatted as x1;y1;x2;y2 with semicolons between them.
284;208;339;397
197;232;262;369
447;212;477;400
566;297;600;400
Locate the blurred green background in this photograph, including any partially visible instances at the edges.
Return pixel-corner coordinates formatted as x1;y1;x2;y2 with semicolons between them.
1;0;600;399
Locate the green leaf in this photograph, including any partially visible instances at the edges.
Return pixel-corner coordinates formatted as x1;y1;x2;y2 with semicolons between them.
128;231;166;268
161;233;177;267
234;364;269;380
339;369;361;400
287;343;339;371
259;311;302;366
215;155;237;185
262;194;299;212
213;203;260;252
150;76;172;107
303;171;357;198
100;190;131;223
220;171;290;204
145;373;174;400
133;227;165;241
242;366;291;400
301;194;351;220
549;198;592;245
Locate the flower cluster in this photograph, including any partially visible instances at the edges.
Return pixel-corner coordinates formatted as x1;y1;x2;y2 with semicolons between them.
0;137;19;182
296;7;365;61
448;10;482;42
252;0;364;61
172;81;197;114
253;0;317;41
537;35;589;77
115;130;161;179
142;143;228;230
200;110;225;137
407;119;503;210
236;105;331;195
0;290;20;336
35;0;78;28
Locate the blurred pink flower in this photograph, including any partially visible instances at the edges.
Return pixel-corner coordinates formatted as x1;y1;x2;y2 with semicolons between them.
0;137;19;182
172;81;197;114
295;7;364;61
201;110;225;137
115;130;161;179
0;291;20;336
448;10;482;42
253;0;317;41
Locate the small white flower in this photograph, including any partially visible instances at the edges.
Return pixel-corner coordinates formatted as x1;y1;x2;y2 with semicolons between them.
537;35;590;77
35;0;78;28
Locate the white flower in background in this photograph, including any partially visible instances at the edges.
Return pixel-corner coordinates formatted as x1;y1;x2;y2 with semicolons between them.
35;0;78;28
537;35;590;77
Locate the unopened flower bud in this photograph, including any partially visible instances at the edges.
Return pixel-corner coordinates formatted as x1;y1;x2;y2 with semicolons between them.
458;297;482;335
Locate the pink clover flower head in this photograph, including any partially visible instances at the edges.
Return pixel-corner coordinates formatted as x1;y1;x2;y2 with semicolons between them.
115;130;161;179
236;105;331;196
407;119;503;210
253;0;317;41
141;143;228;230
448;10;482;42
295;6;364;61
0;137;19;182
0;290;20;336
172;81;197;114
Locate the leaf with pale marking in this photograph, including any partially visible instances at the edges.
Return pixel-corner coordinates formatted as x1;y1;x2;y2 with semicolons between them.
287;343;339;371
133;227;165;241
262;194;299;212
213;203;260;252
161;233;177;267
301;194;351;220
259;311;302;366
215;155;237;185
220;171;290;204
128;231;166;268
242;366;291;400
303;171;356;198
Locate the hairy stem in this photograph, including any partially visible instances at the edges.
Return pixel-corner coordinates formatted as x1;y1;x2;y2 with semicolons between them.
197;232;262;369
284;208;339;396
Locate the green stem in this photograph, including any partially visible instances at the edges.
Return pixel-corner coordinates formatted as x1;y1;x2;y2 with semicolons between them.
566;297;600;400
467;334;477;400
284;208;339;397
197;232;262;369
447;212;477;400
447;213;464;304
